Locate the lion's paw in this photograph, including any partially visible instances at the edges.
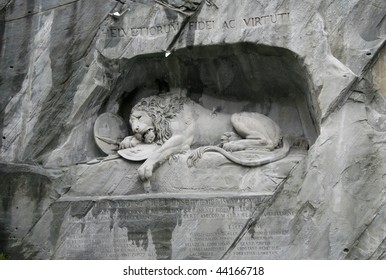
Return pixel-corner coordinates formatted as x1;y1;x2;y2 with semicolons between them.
223;142;245;152
187;148;204;167
220;132;241;147
119;136;140;149
142;180;152;193
138;161;154;181
168;154;180;165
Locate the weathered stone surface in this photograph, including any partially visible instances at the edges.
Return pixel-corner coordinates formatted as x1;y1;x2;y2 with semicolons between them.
1;0;386;259
43;196;269;260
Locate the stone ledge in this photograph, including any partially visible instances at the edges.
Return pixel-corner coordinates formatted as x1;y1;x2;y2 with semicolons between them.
58;192;272;202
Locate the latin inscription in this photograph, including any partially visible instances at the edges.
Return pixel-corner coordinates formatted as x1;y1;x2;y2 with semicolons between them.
57;197;265;259
242;12;290;27
184;208;295;259
56;197;294;259
231;230;289;257
107;21;181;38
188;20;216;31
229;208;296;259
176;199;259;259
103;12;290;38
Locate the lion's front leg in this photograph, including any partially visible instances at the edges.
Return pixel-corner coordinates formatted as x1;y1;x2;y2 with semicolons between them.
137;134;192;187
138;157;157;181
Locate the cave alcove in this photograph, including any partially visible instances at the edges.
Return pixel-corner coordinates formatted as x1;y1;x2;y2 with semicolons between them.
102;43;319;148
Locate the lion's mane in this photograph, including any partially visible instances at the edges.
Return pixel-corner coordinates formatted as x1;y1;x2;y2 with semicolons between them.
131;93;190;144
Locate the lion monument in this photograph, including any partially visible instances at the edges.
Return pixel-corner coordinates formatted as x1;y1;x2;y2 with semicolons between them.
118;92;290;191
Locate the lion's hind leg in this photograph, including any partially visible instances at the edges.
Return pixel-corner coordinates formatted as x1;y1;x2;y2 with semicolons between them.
230;112;281;151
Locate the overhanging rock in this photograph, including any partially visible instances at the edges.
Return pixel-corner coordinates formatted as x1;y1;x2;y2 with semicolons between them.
1;0;386;260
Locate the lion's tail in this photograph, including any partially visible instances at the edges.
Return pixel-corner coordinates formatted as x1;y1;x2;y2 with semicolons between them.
187;138;290;167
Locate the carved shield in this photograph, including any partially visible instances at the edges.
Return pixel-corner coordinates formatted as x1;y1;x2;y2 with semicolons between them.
93;113;128;155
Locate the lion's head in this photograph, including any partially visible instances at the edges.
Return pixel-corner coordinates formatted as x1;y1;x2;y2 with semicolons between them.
130;93;190;144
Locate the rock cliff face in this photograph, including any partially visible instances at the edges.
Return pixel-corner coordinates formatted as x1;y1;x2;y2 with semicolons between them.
1;0;386;259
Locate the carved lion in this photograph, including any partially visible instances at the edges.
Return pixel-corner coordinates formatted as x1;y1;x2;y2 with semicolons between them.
119;92;289;191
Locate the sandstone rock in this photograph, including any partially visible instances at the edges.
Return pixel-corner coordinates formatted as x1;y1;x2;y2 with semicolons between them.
1;0;386;260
